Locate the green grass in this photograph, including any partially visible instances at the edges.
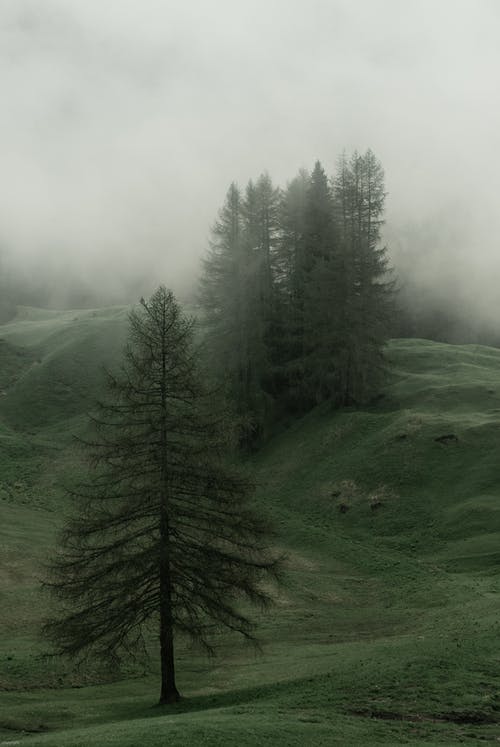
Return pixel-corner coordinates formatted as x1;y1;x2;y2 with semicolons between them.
0;311;499;744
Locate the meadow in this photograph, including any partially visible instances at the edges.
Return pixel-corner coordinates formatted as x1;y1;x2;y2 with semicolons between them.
0;308;498;745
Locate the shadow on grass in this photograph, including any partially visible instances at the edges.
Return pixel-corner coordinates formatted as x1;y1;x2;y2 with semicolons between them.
111;673;324;723
0;673;332;737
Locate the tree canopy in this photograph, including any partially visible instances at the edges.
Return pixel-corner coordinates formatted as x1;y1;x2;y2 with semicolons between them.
200;151;394;445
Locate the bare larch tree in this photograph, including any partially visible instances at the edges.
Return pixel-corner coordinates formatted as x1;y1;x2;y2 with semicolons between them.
43;286;279;704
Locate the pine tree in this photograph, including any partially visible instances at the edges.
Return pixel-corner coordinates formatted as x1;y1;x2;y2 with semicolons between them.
276;169;310;301
301;161;339;405
275;169;311;409
199;183;255;441
278;162;339;409
43;286;279;704
200;178;280;447
241;173;281;401
333;150;394;403
200;182;257;445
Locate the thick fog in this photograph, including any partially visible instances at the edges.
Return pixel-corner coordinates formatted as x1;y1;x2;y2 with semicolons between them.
1;0;500;326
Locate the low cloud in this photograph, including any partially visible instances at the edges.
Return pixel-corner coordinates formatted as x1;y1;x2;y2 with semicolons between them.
1;0;499;321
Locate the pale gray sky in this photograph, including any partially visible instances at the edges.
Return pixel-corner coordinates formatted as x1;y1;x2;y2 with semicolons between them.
1;0;500;318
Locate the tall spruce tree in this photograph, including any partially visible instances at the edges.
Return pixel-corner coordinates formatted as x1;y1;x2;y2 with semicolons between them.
199;183;256;441
277;161;339;409
242;173;282;402
333;150;393;403
275;169;311;408
200;177;280;447
200;182;258;445
276;169;310;299
43;286;278;704
301;161;339;405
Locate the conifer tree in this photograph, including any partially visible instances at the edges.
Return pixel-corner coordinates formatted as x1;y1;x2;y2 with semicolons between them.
301;161;339;404
275;169;311;407
241;173;281;401
43;286;278;704
333;150;393;403
199;183;257;442
201;177;281;446
276;169;310;301
278;162;339;409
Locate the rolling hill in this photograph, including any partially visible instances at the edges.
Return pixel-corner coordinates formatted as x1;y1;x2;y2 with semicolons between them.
0;307;499;745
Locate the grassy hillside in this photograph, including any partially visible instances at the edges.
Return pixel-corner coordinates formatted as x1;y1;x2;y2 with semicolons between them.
0;311;499;745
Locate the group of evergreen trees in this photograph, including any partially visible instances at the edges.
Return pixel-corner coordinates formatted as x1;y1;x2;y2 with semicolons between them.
200;150;394;447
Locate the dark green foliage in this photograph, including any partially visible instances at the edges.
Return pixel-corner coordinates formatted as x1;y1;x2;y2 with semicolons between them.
241;173;282;400
200;178;282;447
276;161;339;410
276;169;310;299
200;151;394;439
275;169;311;410
43;286;279;704
199;182;261;445
300;161;338;407
332;150;394;404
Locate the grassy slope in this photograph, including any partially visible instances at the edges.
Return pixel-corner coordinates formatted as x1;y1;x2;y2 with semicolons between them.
0;313;499;745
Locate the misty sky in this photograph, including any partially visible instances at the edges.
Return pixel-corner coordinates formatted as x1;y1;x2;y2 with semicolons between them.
1;0;500;318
